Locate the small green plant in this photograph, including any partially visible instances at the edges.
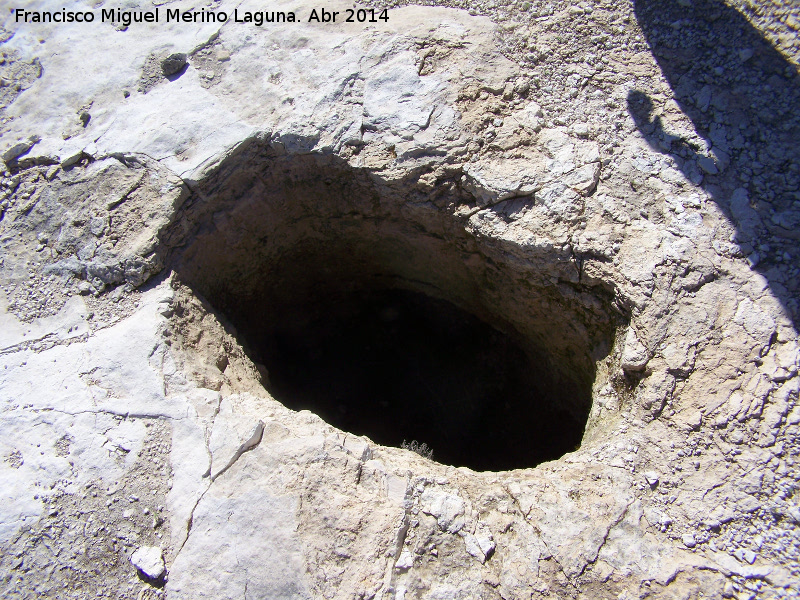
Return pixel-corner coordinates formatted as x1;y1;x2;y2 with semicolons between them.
401;440;434;460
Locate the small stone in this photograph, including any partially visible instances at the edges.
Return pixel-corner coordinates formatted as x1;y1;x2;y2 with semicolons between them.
216;49;231;61
697;155;718;175
419;489;465;534
477;534;495;559
2;137;39;163
130;546;165;580
161;53;188;77
695;86;712;111
682;533;696;548
644;471;659;487
461;530;495;564
395;548;414;570
734;548;757;564
90;217;106;237
621;329;649;371
571;123;590;138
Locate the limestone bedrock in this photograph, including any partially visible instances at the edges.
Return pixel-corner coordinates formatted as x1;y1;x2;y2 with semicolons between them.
0;1;798;599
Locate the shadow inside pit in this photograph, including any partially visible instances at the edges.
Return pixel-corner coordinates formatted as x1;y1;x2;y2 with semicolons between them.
630;0;800;326
261;286;586;472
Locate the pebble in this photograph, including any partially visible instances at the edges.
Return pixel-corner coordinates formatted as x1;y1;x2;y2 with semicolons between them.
697;155;718;175
130;546;166;580
161;53;188;77
571;123;590;137
734;548;757;564
2;137;38;162
395;548;414;570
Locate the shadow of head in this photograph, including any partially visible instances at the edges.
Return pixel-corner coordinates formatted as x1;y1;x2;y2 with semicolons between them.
626;89;656;131
629;0;800;324
626;88;699;160
631;0;799;149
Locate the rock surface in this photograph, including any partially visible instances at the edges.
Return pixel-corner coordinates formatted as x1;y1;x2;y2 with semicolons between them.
0;1;798;599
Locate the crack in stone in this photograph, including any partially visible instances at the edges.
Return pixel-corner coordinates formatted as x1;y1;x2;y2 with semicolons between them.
501;483;578;589
13;406;189;422
0;331;92;356
209;420;265;482
174;418;266;572
173;483;210;565
200;396;222;479
376;510;411;600
578;496;636;579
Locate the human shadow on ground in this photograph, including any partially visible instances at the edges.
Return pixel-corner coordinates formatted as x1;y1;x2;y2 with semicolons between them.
629;0;800;327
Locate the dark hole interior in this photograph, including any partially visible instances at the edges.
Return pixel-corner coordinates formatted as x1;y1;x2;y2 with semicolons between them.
170;149;616;472
254;286;585;471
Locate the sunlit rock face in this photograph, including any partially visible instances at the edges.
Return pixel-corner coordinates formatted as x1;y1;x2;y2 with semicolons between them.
0;1;798;599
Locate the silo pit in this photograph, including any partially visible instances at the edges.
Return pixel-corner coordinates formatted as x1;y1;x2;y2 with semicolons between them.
169;143;619;472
